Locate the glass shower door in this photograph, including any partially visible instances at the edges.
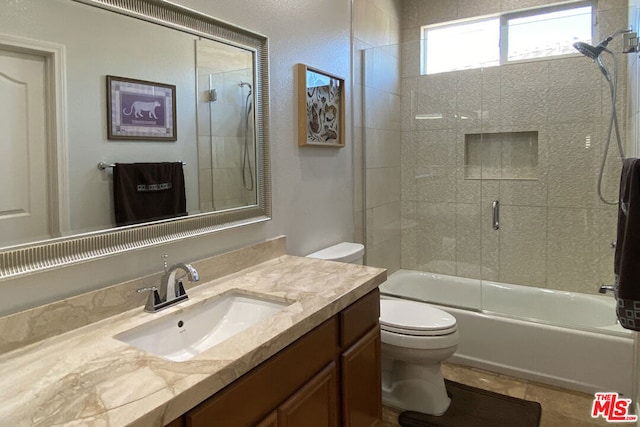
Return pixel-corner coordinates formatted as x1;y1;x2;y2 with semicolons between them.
476;42;625;336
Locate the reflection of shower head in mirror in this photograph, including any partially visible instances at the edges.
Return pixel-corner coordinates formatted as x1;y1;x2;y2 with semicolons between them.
239;81;252;95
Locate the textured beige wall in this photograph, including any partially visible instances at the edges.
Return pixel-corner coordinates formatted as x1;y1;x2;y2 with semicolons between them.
353;0;402;273
399;0;629;294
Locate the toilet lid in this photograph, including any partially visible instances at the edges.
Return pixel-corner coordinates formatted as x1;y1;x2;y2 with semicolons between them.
380;299;457;336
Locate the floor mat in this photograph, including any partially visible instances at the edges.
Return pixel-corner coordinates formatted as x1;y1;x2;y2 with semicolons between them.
397;379;541;427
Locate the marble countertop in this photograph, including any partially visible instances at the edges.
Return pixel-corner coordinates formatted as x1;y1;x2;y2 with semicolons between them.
0;254;386;426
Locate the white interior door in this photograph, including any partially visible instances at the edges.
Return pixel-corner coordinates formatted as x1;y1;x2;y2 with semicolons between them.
0;48;50;246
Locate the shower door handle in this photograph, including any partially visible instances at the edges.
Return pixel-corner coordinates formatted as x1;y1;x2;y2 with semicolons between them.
492;200;500;230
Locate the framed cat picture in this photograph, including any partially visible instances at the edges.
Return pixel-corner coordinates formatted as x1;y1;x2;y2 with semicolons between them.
106;75;177;141
297;64;345;148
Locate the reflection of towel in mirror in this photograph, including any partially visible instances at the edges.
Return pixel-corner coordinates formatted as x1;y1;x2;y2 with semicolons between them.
615;158;640;330
113;162;186;226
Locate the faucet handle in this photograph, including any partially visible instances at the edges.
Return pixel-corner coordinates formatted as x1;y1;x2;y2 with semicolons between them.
176;280;188;298
137;286;161;312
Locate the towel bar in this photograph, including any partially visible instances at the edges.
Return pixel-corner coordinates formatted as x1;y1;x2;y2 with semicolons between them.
97;161;187;171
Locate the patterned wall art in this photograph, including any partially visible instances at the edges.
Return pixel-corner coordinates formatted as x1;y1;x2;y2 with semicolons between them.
297;64;345;148
107;75;177;141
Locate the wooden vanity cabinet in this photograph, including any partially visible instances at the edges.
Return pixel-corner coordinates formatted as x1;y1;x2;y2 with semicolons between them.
172;288;380;427
339;289;382;427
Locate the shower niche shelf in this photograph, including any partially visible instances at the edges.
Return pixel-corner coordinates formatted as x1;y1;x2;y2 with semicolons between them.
464;131;538;180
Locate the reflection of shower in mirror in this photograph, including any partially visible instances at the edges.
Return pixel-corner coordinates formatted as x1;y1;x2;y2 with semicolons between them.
196;35;258;212
239;81;254;192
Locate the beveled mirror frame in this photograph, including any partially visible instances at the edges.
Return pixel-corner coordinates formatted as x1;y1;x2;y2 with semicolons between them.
0;0;271;280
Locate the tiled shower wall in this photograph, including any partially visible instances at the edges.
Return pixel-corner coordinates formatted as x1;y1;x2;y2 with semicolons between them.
353;0;402;272
398;0;629;294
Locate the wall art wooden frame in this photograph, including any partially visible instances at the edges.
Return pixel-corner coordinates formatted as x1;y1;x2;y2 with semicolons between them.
297;64;345;148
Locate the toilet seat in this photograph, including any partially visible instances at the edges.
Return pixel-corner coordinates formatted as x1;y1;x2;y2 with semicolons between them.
380;299;457;336
381;328;459;350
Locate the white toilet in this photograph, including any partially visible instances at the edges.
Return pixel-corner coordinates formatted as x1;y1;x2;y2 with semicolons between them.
306;242;459;416
380;298;458;415
306;241;365;265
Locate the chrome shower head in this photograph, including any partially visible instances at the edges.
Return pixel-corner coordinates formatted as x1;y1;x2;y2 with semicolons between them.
573;41;605;60
573;38;615;82
239;81;252;95
572;29;634;60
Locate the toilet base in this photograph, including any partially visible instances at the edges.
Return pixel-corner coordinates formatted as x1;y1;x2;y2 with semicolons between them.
382;361;451;416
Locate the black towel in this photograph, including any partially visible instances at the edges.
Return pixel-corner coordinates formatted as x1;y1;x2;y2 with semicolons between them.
615;158;640;330
113;162;186;226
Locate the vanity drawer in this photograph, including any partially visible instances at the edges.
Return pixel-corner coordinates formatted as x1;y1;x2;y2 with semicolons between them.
339;288;380;349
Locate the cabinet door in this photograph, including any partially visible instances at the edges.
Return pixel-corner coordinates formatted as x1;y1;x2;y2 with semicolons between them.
341;326;381;427
164;417;184;427
278;362;338;427
186;318;338;427
256;411;278;427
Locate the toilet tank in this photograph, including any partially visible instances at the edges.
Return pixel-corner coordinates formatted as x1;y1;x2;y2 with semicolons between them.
306;242;365;265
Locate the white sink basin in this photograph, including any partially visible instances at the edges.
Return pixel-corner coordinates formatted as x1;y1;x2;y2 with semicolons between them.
115;292;290;362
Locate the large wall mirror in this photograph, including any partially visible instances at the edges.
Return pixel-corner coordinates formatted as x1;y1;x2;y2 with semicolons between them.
0;0;271;278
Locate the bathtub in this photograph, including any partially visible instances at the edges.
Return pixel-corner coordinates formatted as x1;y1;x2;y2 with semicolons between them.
380;269;634;396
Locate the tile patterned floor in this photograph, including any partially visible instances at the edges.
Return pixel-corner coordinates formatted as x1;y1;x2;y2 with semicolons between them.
381;362;635;427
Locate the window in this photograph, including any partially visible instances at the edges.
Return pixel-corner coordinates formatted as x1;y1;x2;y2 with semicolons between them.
421;2;595;75
423;18;500;74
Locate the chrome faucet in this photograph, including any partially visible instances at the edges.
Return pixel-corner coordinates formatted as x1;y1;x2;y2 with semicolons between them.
137;256;200;312
161;262;199;301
